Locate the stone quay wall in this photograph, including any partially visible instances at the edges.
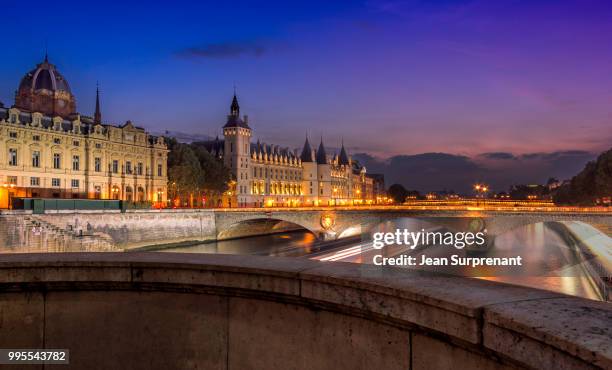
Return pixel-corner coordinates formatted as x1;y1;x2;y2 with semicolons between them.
0;253;609;370
0;210;308;252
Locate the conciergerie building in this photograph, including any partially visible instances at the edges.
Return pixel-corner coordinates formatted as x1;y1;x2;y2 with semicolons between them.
0;56;168;208
203;94;385;207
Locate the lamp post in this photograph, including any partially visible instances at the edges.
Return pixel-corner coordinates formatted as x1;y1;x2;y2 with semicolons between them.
473;183;489;207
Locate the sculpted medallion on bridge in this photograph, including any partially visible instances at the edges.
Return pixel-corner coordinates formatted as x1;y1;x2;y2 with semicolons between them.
320;214;335;230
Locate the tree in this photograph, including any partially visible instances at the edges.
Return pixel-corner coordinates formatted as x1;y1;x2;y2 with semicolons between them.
191;145;230;194
167;143;205;207
553;147;612;205
388;183;409;204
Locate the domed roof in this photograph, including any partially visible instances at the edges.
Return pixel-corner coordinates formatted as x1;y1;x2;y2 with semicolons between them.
18;56;72;94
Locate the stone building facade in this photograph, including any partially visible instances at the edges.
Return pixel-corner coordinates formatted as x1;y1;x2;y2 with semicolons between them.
0;57;167;208
204;94;383;207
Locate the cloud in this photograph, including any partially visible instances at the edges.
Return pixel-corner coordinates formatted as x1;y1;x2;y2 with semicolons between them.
176;41;267;59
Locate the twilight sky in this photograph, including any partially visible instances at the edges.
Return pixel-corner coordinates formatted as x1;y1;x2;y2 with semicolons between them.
1;0;611;190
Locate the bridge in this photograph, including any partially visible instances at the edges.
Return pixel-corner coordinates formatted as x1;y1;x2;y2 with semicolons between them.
1;206;610;253
214;206;612;242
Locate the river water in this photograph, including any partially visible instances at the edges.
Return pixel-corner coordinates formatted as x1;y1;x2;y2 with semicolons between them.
161;220;610;301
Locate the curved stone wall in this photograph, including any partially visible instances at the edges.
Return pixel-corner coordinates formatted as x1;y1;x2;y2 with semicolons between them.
0;253;609;369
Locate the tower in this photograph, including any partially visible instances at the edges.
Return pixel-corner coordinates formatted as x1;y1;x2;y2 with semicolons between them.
223;92;252;206
316;137;332;204
300;136;318;203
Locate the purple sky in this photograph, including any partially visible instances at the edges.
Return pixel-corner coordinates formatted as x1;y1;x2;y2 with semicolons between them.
0;0;610;186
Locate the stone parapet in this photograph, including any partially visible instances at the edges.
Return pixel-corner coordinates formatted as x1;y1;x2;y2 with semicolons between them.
0;253;609;369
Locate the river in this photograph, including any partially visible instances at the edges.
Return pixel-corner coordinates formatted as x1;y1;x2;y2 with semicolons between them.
160;219;610;301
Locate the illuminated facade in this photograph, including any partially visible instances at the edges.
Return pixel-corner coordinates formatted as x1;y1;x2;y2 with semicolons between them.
0;57;168;208
205;94;382;207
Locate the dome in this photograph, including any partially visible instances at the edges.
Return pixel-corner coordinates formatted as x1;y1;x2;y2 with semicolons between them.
15;56;76;118
18;57;72;94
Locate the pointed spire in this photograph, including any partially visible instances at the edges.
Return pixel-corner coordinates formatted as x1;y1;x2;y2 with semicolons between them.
316;137;327;164
94;82;102;124
339;138;350;165
300;135;314;162
230;89;239;117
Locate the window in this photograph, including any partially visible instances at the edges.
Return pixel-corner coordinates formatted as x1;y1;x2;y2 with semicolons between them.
94;157;101;172
8;149;17;166
51;178;60;187
126;161;132;174
9;131;17;138
7;176;17;185
157;164;162;177
72;155;80;171
54;138;61;144
30;177;40;186
10;114;17;123
71;179;79;188
95;143;102;149
32;135;40;141
137;162;143;175
32;151;40;168
112;160;119;174
73;140;80;146
53;153;61;169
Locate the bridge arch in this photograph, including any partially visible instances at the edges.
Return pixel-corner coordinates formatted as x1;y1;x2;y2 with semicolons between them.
216;217;320;241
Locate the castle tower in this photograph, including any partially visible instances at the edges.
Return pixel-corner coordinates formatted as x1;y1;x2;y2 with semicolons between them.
223;92;252;206
300;136;318;204
316;137;332;205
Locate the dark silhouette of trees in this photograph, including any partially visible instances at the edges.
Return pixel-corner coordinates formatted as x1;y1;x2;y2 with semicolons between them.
553;148;612;205
388;183;409;204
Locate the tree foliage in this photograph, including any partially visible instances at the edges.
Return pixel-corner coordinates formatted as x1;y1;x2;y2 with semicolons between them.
553;147;612;205
166;138;231;206
388;183;409;204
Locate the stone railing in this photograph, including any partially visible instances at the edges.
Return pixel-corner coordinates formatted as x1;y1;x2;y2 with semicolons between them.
0;253;609;369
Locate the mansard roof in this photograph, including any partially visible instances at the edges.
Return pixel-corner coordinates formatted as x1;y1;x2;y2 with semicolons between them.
0;106;159;145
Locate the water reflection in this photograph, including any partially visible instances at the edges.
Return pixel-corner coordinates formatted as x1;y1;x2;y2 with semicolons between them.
161;231;318;257
330;219;607;301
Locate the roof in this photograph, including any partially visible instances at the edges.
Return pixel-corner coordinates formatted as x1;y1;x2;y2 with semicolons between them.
316;139;327;164
300;137;314;162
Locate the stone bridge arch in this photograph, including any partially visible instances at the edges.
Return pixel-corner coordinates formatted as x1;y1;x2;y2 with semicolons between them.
214;210;326;240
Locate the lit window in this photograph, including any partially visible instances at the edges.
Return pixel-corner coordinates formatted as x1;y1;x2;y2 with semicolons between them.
8;149;17;166
72;155;80;171
53;153;61;169
32;151;40;168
